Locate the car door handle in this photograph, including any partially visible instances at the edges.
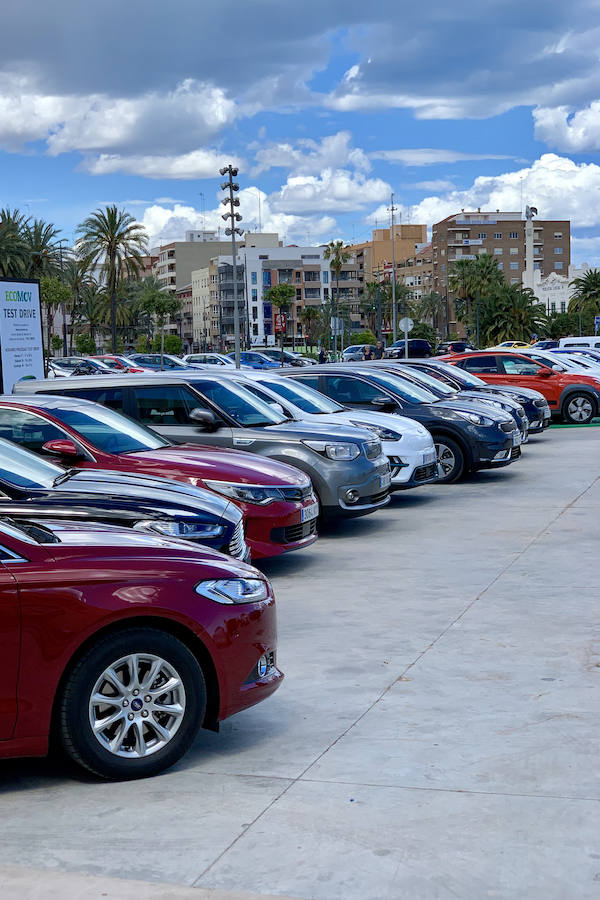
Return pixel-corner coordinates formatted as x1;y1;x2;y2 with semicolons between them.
233;438;255;446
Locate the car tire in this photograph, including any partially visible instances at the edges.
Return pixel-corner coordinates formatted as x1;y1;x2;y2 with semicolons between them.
433;436;465;484
59;627;206;781
562;393;595;425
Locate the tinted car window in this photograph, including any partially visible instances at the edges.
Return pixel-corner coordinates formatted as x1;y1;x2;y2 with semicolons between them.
322;375;385;404
193;379;287;427
501;358;544;376
291;374;320;391
260;379;343;413
133;386;199;425
458;355;499;374
59;387;125;411
0;437;63;489
0;408;64;453
49;406;170;454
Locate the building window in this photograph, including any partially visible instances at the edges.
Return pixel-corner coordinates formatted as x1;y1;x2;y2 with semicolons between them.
551;302;556;313
510;278;519;284
262;271;271;287
259;255;269;260
554;247;563;254
534;262;540;270
509;247;518;255
493;232;502;239
494;248;503;255
497;262;503;270
509;232;518;239
510;262;519;270
477;232;487;239
554;232;563;239
251;271;257;284
555;262;563;270
561;302;566;313
251;288;257;301
252;307;258;320
253;324;259;336
322;271;329;284
441;264;446;272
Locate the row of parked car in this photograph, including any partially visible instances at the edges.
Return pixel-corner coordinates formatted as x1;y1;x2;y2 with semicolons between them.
4;344;584;781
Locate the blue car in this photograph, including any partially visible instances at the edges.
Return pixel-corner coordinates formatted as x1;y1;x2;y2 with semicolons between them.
228;351;282;369
128;353;204;371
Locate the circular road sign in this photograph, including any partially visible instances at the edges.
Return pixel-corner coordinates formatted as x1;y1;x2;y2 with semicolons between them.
399;317;414;332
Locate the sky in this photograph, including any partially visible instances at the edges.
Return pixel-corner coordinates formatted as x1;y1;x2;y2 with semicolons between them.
1;0;600;265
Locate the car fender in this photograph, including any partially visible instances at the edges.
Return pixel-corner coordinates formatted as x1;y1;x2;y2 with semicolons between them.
558;383;600;414
427;425;474;468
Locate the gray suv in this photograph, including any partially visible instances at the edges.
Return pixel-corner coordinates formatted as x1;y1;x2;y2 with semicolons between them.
15;375;391;519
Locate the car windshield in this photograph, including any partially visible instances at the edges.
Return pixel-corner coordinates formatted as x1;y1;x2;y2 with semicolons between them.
439;366;485;388
190;379;288;427
524;353;567;371
368;371;439;404
48;404;171;454
258;378;343;414
397;367;456;397
0;436;64;489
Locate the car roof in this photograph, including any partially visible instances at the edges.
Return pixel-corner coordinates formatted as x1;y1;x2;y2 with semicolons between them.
12;373;223;393
0;393;108;411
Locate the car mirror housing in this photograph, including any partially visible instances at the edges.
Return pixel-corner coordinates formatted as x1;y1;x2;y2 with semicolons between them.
42;439;81;458
370;396;397;412
189;407;219;430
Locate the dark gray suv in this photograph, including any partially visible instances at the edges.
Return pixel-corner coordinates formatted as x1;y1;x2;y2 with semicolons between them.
15;375;391;519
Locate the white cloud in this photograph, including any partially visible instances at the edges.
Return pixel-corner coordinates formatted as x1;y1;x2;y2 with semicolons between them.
83;148;242;180
366;154;600;230
411;180;456;191
571;236;600;268
370;149;516;166
533;102;600;152
252;131;370;175
270;168;390;214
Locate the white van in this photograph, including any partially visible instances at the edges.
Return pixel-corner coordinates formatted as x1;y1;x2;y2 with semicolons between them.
558;336;600;350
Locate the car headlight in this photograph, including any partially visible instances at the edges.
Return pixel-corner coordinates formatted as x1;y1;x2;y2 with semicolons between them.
349;421;402;441
455;411;495;426
195;578;269;604
302;440;360;460
133;520;225;538
205;480;283;505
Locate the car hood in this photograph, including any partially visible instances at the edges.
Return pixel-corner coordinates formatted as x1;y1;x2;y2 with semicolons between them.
273;410;432;444
467;384;546;402
261;420;376;443
455;390;521;411
431;399;511;424
125;445;311;487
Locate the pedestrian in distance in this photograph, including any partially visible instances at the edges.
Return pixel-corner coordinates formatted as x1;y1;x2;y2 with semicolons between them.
374;340;384;359
363;345;375;361
319;347;328;364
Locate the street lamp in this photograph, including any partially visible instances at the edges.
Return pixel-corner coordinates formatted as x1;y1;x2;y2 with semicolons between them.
219;165;244;368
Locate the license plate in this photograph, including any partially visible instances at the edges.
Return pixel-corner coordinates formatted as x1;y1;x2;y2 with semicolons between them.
423;450;436;465
379;471;392;489
301;501;319;522
512;431;521;446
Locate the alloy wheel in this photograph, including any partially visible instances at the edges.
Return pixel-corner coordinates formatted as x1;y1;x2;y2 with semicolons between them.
567;397;593;423
89;653;186;758
435;442;456;478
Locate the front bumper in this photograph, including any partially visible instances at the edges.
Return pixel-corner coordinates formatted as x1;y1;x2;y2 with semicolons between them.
324;455;391;517
242;494;320;560
386;444;438;490
472;425;521;470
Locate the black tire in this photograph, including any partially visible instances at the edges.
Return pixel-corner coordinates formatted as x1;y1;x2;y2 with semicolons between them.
562;393;596;425
433;436;465;484
59;627;206;781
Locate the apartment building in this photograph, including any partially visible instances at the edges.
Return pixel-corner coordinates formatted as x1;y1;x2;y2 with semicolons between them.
174;283;193;350
397;243;434;301
348;224;428;282
431;211;571;295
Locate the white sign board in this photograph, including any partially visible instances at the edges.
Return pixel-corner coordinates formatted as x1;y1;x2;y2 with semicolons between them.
399;317;414;333
0;279;44;392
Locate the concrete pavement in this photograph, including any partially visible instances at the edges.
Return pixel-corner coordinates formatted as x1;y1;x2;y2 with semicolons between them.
0;427;598;899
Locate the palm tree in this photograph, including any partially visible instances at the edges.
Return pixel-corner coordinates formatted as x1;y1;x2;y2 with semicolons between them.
72;280;107;348
23;219;63;278
360;282;380;335
449;254;503;341
568;269;600;335
417;291;445;331
62;257;93;352
75;206;148;352
0;208;29;278
264;283;296;364
479;283;547;345
299;305;322;350
324;240;351;358
448;258;476;324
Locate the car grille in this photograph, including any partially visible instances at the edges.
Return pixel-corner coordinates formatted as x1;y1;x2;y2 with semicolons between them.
500;421;515;433
278;483;313;502
414;463;437;483
364;488;389;505
364;440;382;460
228;520;247;559
271;518;318;544
510;446;521;460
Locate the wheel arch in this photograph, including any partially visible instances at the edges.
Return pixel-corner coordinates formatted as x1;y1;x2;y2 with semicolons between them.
559;385;599;418
49;616;221;750
428;426;473;469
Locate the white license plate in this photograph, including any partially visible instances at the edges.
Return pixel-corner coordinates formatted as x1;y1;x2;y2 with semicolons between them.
301;501;319;522
423;450;437;465
379;471;392;489
512;431;521;446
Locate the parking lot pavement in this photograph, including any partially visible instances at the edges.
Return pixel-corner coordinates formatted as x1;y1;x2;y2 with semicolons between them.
1;428;599;899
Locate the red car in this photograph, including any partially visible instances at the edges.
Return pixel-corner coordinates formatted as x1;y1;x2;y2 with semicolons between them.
0;396;319;559
91;355;147;373
0;516;282;779
444;351;600;424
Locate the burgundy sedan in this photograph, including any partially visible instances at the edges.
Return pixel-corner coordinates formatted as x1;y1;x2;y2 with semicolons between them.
0;396;319;559
0;517;282;780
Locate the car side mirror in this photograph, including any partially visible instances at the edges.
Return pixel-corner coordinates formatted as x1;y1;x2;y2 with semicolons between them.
370;396;397;412
268;401;286;416
42;439;82;459
539;367;555;377
189;407;219;430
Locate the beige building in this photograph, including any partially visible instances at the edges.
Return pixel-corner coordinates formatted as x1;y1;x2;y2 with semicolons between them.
348;224;428;283
397;243;434;302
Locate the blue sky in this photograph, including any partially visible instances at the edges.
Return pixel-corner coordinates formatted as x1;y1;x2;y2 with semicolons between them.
1;0;600;263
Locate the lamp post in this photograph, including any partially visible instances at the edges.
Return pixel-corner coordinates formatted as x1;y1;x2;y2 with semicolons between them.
220;165;244;369
389;193;398;344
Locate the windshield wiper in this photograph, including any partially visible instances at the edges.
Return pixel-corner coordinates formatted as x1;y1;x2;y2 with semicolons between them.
53;468;78;486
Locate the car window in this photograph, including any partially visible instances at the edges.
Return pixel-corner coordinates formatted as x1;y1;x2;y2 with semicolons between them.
0;408;65;453
322;375;385;404
134;385;201;425
259;379;343;414
459;355;499;374
0;436;63;489
192;379;287;426
48;405;170;454
290;374;320;390
59;387;125;412
501;358;545;376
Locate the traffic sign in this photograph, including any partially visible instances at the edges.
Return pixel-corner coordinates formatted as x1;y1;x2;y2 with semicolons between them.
399;317;414;333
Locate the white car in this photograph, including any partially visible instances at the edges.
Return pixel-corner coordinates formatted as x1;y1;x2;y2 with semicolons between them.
519;348;600;381
182;352;237;367
220;370;438;491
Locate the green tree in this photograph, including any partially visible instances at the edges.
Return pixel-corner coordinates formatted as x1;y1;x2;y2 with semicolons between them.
23;219;63;278
152;334;182;354
39;275;71;357
299;305;322;349
73;280;107;347
545;311;580;339
74;333;96;355
350;330;376;345
478;283;547;345
50;334;63;352
265;283;296;364
449;255;504;339
409;322;438;346
416;291;445;331
138;281;182;366
568;269;600;335
324;240;351;357
62;257;93;351
135;334;151;353
360;282;380;335
75;205;147;352
0;208;30;278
